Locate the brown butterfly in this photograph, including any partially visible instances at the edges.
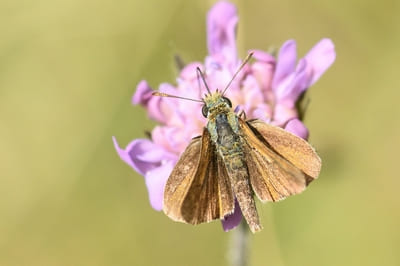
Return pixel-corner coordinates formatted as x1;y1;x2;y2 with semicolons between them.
153;53;321;233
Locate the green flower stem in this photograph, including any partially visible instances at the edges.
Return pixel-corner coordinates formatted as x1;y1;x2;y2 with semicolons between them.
228;220;250;266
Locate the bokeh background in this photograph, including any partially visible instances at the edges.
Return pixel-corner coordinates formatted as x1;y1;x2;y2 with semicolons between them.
1;0;399;265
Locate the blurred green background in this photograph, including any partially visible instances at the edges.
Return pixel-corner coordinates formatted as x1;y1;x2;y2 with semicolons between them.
1;0;399;265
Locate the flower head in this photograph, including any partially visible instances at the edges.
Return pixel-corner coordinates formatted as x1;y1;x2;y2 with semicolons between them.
113;1;335;231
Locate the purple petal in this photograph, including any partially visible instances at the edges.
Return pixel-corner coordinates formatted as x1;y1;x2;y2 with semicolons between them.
179;62;203;81
284;119;309;140
241;75;264;109
233;105;241;113
144;83;185;125
251;62;274;93
276;58;310;104
249;49;276;93
145;160;174;211
152;126;189;155
222;200;243;232
249;49;276;63
147;97;167;123
132;80;153;105
204;56;242;92
272;103;298;126
136;144;175;163
113;137;163;176
305;38;336;86
132;81;169;124
207;1;238;65
272;40;297;90
251;105;273;122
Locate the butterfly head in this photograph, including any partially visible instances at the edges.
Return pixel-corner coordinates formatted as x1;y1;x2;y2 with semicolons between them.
202;91;232;118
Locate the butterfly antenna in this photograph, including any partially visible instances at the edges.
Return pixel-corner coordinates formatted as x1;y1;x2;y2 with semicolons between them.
152;92;204;103
196;67;203;98
221;52;254;96
196;67;212;95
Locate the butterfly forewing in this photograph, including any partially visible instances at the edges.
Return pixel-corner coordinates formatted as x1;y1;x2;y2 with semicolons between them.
163;128;235;224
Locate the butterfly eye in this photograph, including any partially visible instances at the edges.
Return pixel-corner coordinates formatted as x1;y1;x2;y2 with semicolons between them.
202;105;209;118
222;97;232;107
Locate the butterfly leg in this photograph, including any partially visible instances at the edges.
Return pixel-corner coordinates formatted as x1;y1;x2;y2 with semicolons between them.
238;110;247;120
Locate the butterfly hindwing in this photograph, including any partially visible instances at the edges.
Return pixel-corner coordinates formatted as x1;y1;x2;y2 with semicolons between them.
239;118;320;202
163;136;203;222
248;119;321;179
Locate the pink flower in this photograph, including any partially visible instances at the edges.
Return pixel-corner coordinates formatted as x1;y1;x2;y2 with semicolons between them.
113;1;335;231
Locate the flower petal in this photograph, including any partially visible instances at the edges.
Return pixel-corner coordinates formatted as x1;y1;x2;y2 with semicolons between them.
179;62;203;81
272;40;297;90
305;38;336;86
207;1;238;66
145;82;188;125
284;119;309;140
132;81;170;124
242;75;264;105
251;105;273;122
144;160;174;211
250;50;276;95
132;80;153;105
276;58;310;104
221;200;243;232
136;144;175;163
272;103;298;126
249;49;276;63
152;126;191;155
113;137;163;176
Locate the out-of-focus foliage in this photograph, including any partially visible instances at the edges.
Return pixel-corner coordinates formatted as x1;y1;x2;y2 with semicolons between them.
0;0;399;265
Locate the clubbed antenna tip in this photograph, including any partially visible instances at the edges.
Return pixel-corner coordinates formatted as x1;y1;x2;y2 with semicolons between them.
222;53;254;96
152;91;203;103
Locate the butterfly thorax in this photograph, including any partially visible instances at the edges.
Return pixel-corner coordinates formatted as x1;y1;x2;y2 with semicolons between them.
203;92;245;167
204;92;239;143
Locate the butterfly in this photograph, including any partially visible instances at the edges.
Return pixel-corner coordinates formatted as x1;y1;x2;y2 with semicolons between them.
153;53;321;233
